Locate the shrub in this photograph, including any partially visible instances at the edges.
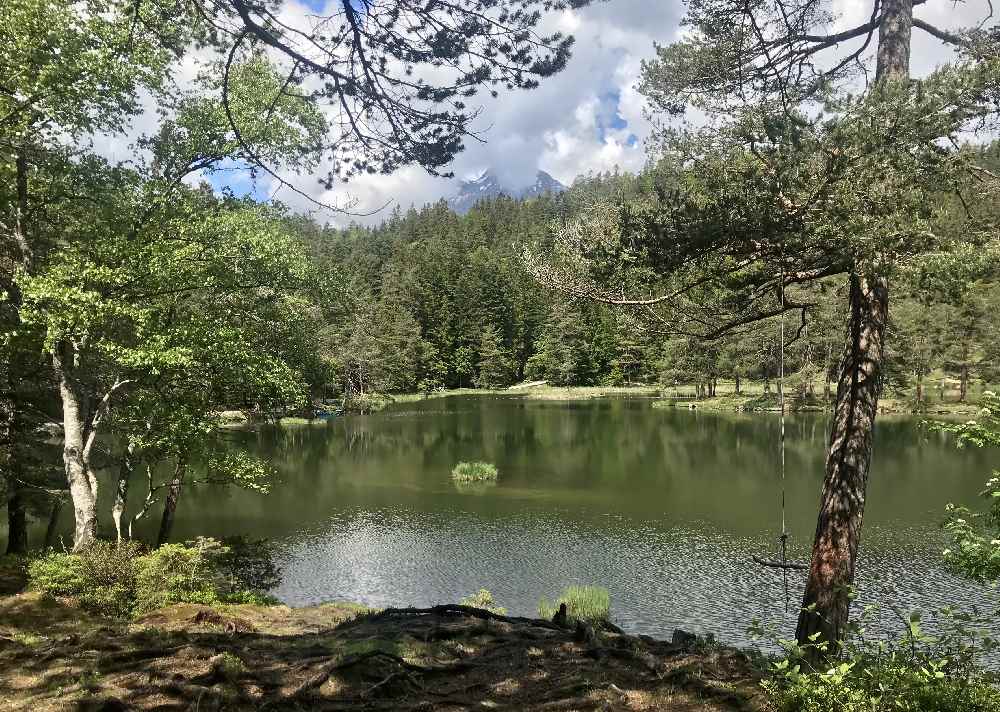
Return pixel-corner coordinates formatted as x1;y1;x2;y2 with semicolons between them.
27;537;282;619
134;541;221;614
451;461;498;482
538;585;610;624
459;588;506;615
27;552;85;597
78;540;145;619
30;541;144;618
758;607;1000;712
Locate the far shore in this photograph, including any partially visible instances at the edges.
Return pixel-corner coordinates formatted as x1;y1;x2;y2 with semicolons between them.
215;381;993;427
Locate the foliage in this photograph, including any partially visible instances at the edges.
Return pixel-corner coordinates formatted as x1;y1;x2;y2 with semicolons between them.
538;585;610;624
459;589;506;615
27;539;280;619
26;552;85;597
937;392;1000;581
134;541;223;614
758;607;1000;712
451;461;499;482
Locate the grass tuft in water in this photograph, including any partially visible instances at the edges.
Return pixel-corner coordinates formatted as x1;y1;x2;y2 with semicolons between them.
538;585;610;624
451;461;498;482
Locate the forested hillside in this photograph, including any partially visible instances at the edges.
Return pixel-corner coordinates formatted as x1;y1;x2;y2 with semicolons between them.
299;155;1000;404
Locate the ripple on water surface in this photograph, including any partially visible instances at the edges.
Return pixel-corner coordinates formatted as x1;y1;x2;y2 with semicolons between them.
274;507;998;649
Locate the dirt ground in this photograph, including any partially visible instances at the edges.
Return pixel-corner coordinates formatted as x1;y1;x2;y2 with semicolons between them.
0;593;769;711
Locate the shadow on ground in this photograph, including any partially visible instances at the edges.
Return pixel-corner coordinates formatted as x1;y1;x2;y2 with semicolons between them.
0;593;766;711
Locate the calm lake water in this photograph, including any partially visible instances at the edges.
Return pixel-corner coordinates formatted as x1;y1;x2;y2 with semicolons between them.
29;396;1000;646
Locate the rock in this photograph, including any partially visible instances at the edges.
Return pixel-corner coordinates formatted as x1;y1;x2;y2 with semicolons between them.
551;603;568;627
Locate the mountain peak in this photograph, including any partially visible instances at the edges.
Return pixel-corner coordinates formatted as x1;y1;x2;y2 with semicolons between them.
447;170;566;214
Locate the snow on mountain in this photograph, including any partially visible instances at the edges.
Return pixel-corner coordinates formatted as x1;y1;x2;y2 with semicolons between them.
447;170;566;214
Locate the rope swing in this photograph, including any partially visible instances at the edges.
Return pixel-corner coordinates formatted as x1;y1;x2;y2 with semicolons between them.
751;252;808;613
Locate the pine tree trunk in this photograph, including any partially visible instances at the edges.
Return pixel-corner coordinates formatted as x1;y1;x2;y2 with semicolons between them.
735;372;741;395
916;373;924;403
795;273;889;654
156;460;185;548
960;362;969;403
43;498;62;550
5;485;28;555
794;0;910;657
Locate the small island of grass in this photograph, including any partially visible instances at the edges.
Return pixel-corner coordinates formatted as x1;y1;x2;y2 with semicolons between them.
451;461;499;482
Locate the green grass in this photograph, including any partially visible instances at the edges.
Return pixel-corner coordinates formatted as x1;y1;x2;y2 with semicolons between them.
451;461;498;482
538;585;610;624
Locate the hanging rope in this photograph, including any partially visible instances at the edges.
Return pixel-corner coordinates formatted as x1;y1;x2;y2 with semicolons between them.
778;252;789;612
752;248;810;610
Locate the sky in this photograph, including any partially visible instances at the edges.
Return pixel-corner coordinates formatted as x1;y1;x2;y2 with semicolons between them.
104;0;997;226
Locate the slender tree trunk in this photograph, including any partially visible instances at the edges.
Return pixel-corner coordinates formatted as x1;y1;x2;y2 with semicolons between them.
5;485;28;555
735;372;741;395
156;460;185;548
43;498;62;550
112;443;136;543
916;372;924;403
960;361;969;403
55;349;98;552
796;274;889;654
795;0;910;657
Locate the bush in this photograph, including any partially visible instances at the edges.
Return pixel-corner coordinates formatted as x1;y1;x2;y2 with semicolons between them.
78;540;144;619
451;461;498;482
459;588;506;615
538;585;610;624
758;607;1000;712
27;537;283;619
134;541;221;614
27;552;85;597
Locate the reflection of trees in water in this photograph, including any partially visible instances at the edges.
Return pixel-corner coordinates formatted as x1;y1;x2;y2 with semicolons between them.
190;400;997;540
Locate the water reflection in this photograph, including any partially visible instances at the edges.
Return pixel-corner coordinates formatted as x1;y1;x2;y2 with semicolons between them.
21;396;1000;645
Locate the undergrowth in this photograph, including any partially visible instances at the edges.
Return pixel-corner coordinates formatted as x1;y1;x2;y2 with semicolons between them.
27;536;281;619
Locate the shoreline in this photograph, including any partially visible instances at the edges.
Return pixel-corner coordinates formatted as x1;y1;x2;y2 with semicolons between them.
246;385;986;426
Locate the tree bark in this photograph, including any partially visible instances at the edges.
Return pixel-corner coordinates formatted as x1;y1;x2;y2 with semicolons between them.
795;0;910;656
735;372;741;395
55;348;99;552
795;274;889;654
156;460;185;548
43;498;62;550
916;372;924;403
112;443;136;543
960;362;969;403
5;485;28;555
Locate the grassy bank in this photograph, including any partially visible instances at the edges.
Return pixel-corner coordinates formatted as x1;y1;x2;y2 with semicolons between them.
246;381;989;426
0;591;766;711
653;389;987;416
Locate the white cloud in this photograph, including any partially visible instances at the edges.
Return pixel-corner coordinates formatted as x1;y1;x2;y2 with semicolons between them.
92;1;999;227
275;0;685;225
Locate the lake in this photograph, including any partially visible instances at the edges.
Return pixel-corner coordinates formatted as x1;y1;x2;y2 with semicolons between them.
128;394;996;648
